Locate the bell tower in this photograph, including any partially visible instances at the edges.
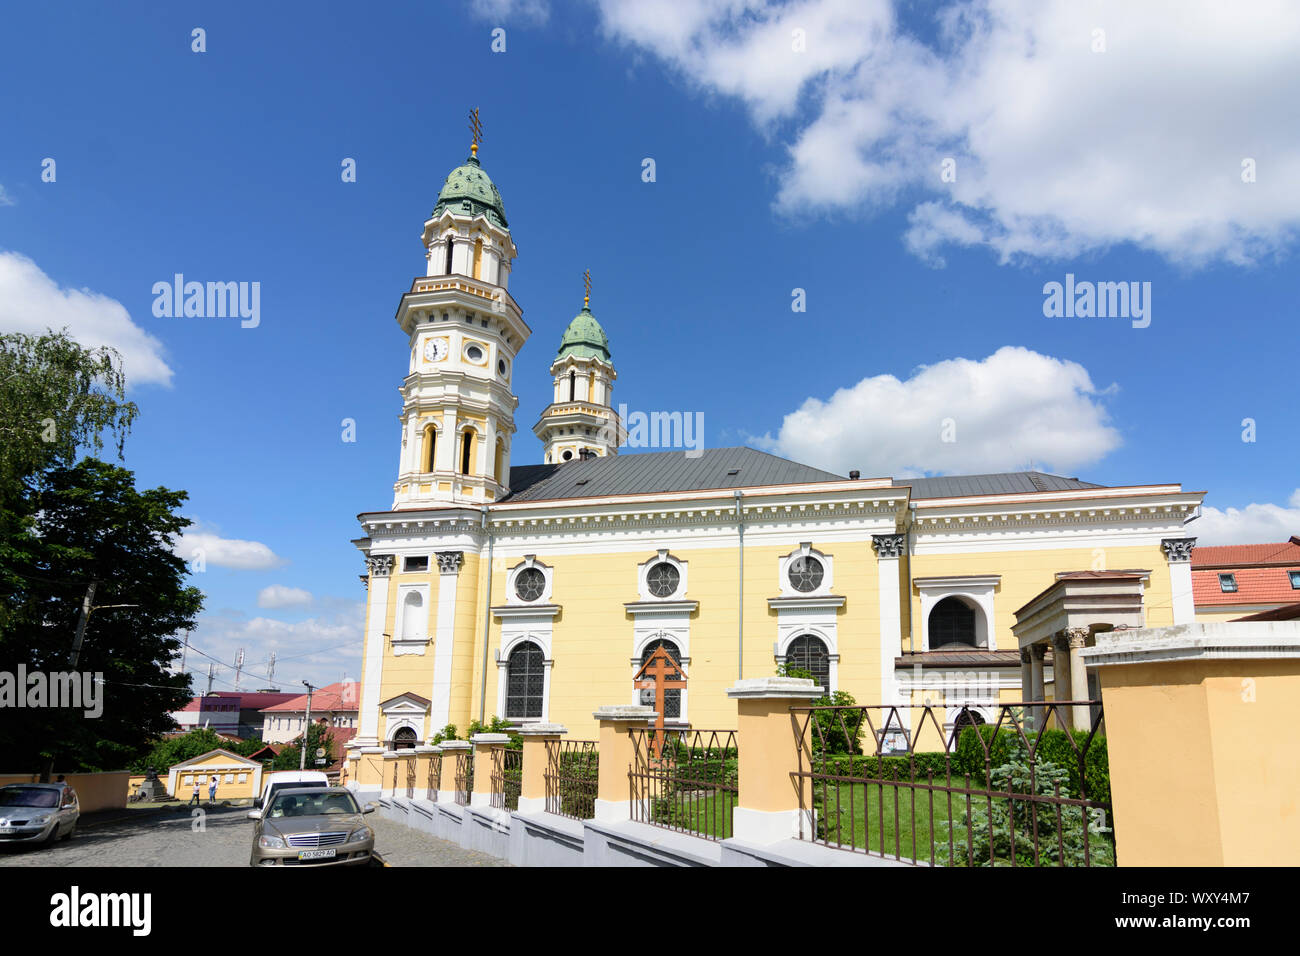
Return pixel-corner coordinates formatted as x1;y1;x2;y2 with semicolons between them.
534;272;624;464
392;110;529;509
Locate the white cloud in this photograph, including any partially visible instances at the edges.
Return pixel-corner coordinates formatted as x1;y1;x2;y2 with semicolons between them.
174;522;288;571
467;0;549;24
257;585;314;609
751;346;1121;477
0;252;173;387
1193;490;1300;546
0;186;14;207
183;604;365;690
592;0;1300;266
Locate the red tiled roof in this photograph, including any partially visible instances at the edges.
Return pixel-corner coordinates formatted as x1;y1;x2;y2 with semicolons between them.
260;681;357;713
1193;566;1300;606
1191;538;1300;569
896;649;1022;667
1234;602;1300;621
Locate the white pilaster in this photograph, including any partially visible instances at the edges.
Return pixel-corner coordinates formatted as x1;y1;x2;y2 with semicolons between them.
358;569;391;741
428;560;460;733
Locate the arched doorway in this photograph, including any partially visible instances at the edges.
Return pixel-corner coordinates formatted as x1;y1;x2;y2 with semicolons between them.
391;726;417;750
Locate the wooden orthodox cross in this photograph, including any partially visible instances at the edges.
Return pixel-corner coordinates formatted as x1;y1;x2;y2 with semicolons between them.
633;643;687;758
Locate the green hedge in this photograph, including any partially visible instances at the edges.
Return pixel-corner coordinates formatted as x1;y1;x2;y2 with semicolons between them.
815;730;1109;805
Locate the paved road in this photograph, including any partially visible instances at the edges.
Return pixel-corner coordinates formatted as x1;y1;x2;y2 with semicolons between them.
0;805;507;867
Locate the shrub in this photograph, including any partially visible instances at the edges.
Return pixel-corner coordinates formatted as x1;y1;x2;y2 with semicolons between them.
938;737;1114;867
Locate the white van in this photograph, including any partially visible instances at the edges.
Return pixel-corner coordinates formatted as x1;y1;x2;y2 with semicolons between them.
255;771;330;815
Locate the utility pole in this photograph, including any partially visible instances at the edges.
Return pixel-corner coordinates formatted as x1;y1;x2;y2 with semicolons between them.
178;629;190;675
233;648;245;692
205;664;215;695
299;681;315;772
266;652;276;687
68;581;98;670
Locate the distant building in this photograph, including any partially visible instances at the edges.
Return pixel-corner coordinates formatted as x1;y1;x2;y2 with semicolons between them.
259;682;359;744
169;691;300;739
1193;537;1300;622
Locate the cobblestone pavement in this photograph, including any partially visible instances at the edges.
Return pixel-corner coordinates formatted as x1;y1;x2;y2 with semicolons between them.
0;804;508;867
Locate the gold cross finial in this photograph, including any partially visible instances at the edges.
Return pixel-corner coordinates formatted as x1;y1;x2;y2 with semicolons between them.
469;107;483;158
583;269;591;308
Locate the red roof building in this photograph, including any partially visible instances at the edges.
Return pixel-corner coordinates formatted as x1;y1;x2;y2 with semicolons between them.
1192;536;1300;620
259;681;360;744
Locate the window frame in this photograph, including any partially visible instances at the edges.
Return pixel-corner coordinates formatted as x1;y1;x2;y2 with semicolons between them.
1219;573;1238;593
503;640;547;721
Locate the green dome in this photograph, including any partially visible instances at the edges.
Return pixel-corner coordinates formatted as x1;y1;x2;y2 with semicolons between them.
557;306;611;363
432;155;508;229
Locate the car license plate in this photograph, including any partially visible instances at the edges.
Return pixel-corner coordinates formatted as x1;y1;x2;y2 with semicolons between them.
0;828;14;835
298;848;336;860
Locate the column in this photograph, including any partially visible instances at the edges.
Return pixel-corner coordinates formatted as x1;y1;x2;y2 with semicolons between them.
1162;537;1197;625
872;534;906;707
428;552;462;732
1065;627;1091;732
438;407;458;472
726;677;824;844
592;705;655;823
1028;644;1046;730
470;732;511;808
357;557;392;744
1019;648;1033;701
516;723;566;814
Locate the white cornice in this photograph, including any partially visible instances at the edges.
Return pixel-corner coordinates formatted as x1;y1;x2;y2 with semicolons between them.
624;600;700;616
767;595;846;611
491;604;562;619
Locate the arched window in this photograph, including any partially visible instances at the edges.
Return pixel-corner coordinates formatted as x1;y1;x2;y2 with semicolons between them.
392;727;417;750
930;597;977;649
785;635;831;692
461;429;475;475
640;639;683;719
422;426;437;472
569;370;576;402
494;438;505;484
444;239;454;275
401;591;425;640
505;642;545;719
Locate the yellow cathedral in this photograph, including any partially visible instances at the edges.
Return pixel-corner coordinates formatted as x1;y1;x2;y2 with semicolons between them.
344;136;1206;777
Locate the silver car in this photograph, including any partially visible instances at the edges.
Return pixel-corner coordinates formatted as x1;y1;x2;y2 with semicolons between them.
248;786;376;867
0;783;79;846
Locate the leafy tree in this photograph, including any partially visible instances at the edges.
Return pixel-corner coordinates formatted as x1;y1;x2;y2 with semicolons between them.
272;721;336;771
0;459;201;773
0;332;138;635
130;729;267;773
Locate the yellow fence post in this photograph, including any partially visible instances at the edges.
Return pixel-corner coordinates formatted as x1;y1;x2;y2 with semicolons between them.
437;740;471;803
726;677;823;844
592;705;655;823
1082;622;1300;866
516;723;566;814
470;733;511;808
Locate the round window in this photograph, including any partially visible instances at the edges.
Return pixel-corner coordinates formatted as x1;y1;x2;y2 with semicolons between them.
498;358;507;376
515;567;545;602
788;555;824;593
647;562;680;598
466;344;484;362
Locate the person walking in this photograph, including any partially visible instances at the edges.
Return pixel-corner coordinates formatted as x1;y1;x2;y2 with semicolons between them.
188;779;201;806
207;775;218;804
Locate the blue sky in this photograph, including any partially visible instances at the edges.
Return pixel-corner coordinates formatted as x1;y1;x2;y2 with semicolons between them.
2;1;1298;691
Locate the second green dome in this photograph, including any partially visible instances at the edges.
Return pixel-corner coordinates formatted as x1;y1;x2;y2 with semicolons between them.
557;307;611;363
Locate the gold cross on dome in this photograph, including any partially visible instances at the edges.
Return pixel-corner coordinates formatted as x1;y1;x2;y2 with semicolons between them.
583;269;591;308
469;107;483;157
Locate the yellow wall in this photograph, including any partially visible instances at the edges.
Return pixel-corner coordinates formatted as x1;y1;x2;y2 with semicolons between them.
909;544;1175;651
1195;607;1258;625
0;771;130;813
1099;657;1300;866
172;754;259;799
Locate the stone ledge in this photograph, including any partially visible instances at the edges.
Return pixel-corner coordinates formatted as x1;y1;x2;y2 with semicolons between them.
583;818;724;867
720;837;913;867
726;676;823;699
1081;622;1300;666
593;705;657;722
516;722;568;736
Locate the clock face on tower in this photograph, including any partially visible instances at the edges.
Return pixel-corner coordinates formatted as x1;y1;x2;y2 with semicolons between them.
422;338;448;362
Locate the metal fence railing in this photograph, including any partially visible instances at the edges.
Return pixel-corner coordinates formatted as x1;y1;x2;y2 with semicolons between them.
544;740;598;820
629;728;738;841
426;751;442;800
490;747;523;811
454;752;473;806
405;756;416;798
789;701;1113;867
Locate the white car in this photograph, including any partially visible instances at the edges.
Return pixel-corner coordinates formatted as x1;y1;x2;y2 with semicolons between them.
0;783;79;846
255;771;330;814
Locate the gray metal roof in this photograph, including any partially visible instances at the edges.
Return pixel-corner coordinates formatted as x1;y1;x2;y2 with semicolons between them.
503;447;843;503
894;471;1104;499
